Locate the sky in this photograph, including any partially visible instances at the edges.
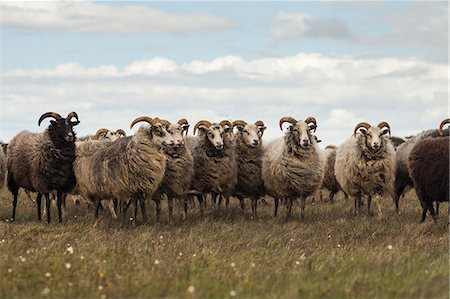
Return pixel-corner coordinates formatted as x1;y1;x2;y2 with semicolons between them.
0;0;448;146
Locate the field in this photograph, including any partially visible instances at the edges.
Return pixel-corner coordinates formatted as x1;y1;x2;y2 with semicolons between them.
0;189;448;299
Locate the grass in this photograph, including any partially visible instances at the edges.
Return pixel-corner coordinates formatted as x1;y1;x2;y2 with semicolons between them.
0;189;448;299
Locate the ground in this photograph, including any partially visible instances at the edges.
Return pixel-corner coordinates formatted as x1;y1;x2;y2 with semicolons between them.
0;189;448;299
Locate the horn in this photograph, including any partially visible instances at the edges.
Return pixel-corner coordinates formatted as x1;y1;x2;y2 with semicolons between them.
353;122;372;136
66;112;80;126
193;120;211;135
38;112;62;126
304;117;317;132
377;121;391;136
178;118;189;126
130;116;154;129
232;120;247;129
439;118;450;135
279;116;297;130
115;129;126;137
254;120;265;127
93;128;109;140
220;120;232;128
153;117;171;128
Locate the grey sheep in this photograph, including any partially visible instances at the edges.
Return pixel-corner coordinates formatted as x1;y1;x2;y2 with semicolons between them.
321;145;347;203
262;116;323;221
335;122;396;217
408;119;449;223
232;120;266;218
73;116;173;227
7;112;80;223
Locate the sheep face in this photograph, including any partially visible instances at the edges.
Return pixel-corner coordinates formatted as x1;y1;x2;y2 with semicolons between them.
287;121;315;149
150;123;175;147
166;123;188;147
199;124;225;150
236;124;265;147
357;126;389;152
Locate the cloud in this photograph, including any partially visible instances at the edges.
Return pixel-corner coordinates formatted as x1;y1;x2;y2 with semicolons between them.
270;12;351;41
2;53;447;145
3;1;234;33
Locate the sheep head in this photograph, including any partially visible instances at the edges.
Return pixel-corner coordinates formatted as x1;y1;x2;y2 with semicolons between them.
194;120;225;150
38;111;80;143
280;116;318;149
155;118;190;147
232;120;266;147
354;121;391;152
130;116;175;147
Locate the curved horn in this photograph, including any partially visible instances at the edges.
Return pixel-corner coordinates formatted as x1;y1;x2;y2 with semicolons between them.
254;120;265;127
153;117;171;128
439;118;450;135
377;121;391;136
279;116;297;131
304;116;317;132
220;120;232;128
178;118;189;126
130;116;154;129
115;129;126;137
66;112;80;126
193;120;211;135
93;128;109;140
232;120;247;129
38;112;62;126
353;122;372;136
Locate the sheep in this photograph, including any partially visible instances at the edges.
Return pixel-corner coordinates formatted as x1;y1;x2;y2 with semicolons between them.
408;119;449;223
0;144;6;189
262;116;324;221
151;118;194;223
321;145;347;203
73;116;173;227
91;128;127;141
394;127;449;214
7;112;80;223
189;120;238;215
335;122;396;217
231;120;266;218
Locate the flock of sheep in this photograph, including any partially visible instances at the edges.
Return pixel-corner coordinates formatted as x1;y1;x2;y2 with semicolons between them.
0;112;448;227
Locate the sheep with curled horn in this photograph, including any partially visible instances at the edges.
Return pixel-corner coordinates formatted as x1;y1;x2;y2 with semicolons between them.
148;118;194;223
408;119;449;223
91;128;127;141
262;116;323;221
231;119;267;218
335;121;396;217
187;120;238;215
7;112;80;223
394;123;449;214
73;116;173;227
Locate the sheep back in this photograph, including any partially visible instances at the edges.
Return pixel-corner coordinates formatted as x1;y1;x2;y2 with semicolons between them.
408;137;449;204
234;139;265;197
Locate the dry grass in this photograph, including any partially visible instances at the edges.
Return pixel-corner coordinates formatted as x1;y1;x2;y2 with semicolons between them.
0;188;448;299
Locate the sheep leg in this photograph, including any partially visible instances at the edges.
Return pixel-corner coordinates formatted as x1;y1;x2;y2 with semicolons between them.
218;195;223;209
225;196;230;209
139;200;148;224
182;197;188;220
394;181;406;214
94;197;101;218
121;201;131;228
11;194;19;222
197;195;204;216
56;191;63;223
238;196;245;215
132;198;138;227
274;198;279;217
36;193;42;221
62;192;67;213
353;196;358;215
168;197;174;224
251;197;258;219
329;190;336;204
435;202;439;216
428;202;438;224
154;199;161;223
300;197;306;222
367;195;373;216
373;195;383;218
285;198;293;221
44;193;51;224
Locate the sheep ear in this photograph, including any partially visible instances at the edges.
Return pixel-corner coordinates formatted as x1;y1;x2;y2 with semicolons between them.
359;128;367;135
381;128;390;136
181;124;189;135
258;126;267;136
235;125;244;132
308;124;317;132
50;120;57;126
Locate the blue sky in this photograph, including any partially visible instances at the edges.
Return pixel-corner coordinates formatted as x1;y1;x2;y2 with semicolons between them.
1;1;448;144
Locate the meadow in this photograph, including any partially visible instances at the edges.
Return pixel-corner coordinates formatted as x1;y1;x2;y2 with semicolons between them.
0;189;448;299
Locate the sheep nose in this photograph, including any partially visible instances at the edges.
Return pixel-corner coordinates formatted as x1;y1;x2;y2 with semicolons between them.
177;139;184;145
252;140;259;146
302;139;309;147
372;143;380;149
67;132;73;137
216;142;223;149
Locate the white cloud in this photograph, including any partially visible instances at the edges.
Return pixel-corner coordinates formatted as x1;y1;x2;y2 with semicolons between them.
1;53;447;145
2;1;234;33
270;12;351;41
